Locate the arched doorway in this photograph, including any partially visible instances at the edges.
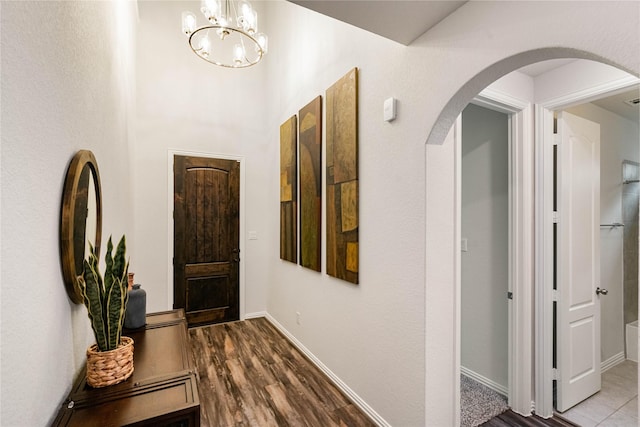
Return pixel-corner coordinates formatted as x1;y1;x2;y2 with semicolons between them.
425;52;639;425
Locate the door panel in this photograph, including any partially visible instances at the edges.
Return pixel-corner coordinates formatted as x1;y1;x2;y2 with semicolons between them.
556;111;601;412
174;156;240;327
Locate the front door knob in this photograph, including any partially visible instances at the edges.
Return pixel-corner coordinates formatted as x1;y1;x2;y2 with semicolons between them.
596;287;608;296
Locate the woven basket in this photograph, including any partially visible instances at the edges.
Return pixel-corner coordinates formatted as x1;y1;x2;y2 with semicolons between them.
86;336;134;388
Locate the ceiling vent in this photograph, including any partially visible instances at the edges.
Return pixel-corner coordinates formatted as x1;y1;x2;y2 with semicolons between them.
624;97;640;107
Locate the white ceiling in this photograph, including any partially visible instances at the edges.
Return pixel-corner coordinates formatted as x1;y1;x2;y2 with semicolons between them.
592;88;640;123
288;0;468;45
517;59;577;77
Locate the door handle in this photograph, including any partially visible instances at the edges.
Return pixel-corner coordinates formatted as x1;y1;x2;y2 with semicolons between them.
596;287;608;296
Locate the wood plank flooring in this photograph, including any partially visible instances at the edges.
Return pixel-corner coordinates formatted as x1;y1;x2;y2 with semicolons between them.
190;317;580;427
481;410;579;427
188;317;375;427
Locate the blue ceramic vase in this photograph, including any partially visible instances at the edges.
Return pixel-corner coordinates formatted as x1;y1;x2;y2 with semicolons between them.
124;284;146;329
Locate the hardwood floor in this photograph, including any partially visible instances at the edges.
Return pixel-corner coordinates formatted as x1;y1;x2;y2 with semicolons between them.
481;410;579;427
188;317;375;427
190;317;580;427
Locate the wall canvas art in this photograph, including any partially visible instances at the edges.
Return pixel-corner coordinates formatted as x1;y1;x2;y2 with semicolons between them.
326;68;359;284
280;115;297;263
299;96;322;272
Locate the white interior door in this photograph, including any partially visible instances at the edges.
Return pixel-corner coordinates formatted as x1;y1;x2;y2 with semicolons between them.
556;111;601;413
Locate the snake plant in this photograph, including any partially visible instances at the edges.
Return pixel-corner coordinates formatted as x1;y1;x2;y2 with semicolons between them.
78;235;130;352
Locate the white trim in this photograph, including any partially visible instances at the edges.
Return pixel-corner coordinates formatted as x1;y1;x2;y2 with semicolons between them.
534;77;640;419
466;89;534;416
474;88;530;113
534;104;556;418
264;314;391;427
167;149;247;319
601;352;626;372
461;367;508;397
539;75;640;110
243;311;267;320
455;116;462;427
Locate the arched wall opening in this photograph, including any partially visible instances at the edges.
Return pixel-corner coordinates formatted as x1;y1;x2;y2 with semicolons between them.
425;48;637;147
424;48;639;425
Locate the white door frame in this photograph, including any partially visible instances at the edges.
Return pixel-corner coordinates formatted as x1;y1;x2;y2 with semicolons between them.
460;88;534;417
166;149;247;319
533;75;640;417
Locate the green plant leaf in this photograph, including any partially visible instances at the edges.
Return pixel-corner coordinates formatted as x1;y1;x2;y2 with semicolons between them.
104;275;126;350
113;235;127;281
79;259;107;351
104;236;114;301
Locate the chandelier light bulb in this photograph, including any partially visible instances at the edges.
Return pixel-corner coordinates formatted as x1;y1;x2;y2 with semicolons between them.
201;0;220;22
199;37;211;58
245;9;257;34
239;1;252;17
233;43;245;64
182;11;197;35
256;33;268;54
237;1;256;33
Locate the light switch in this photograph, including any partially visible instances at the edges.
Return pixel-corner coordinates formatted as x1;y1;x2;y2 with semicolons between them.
384;97;397;122
248;231;258;240
461;238;468;252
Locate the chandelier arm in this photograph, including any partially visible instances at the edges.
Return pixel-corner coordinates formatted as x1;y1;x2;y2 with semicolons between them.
188;25;263;68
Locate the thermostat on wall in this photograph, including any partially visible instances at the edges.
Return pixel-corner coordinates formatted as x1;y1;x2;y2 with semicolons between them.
384;97;397;122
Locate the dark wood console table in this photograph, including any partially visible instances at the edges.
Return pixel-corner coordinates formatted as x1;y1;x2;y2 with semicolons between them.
53;309;200;426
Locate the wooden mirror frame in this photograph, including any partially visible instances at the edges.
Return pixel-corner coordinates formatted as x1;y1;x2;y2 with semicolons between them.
60;150;102;304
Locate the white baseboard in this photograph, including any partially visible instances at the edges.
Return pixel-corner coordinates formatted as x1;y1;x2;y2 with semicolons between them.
264;313;391;427
461;366;508;397
601;352;626;372
243;311;267;320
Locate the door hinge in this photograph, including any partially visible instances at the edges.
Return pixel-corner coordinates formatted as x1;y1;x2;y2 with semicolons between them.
553;211;559;223
507;292;513;300
552;289;559;302
552;368;559;380
553;134;560;146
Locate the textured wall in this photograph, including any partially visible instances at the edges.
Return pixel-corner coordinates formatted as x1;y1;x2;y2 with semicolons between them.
0;1;137;425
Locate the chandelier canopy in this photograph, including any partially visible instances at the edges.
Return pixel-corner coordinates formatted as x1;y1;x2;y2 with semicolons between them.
182;0;268;68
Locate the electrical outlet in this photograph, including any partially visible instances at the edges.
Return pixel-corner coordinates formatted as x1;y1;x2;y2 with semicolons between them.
296;311;301;325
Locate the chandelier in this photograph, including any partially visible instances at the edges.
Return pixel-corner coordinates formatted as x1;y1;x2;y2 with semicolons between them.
182;0;268;68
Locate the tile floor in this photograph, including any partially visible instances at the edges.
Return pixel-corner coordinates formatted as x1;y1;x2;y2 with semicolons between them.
560;360;638;426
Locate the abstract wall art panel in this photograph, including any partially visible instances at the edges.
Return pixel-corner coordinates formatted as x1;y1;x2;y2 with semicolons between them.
299;96;322;272
326;68;359;284
280;115;297;263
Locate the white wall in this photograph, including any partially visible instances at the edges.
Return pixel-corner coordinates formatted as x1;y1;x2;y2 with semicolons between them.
264;2;429;424
134;0;270;315
461;104;509;390
0;1;137;425
265;1;640;425
565;102;640;363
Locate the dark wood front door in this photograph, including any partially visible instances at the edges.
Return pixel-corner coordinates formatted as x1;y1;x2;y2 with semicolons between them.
174;156;240;327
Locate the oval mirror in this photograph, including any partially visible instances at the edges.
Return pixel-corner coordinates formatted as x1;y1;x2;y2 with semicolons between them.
60;150;102;304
